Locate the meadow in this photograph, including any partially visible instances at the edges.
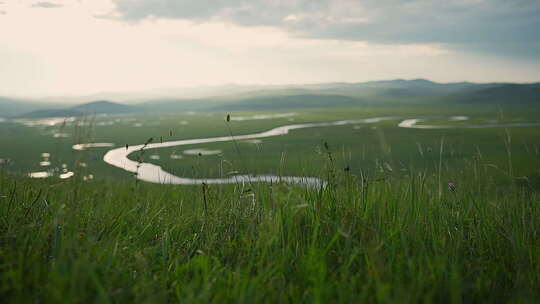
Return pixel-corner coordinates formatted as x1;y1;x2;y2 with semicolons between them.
1;104;539;302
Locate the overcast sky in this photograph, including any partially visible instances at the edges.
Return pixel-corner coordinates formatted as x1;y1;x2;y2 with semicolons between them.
1;0;539;97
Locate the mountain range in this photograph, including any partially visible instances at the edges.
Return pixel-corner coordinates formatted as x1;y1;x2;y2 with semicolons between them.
12;101;138;118
1;79;538;118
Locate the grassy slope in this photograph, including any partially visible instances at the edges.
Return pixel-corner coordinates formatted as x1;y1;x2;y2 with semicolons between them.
449;83;540;105
19;101;139;118
211;94;364;111
139;119;540;185
0;97;63;118
1;103;539;302
0;160;539;303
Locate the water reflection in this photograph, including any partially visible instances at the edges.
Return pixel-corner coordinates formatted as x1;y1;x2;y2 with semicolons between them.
243;139;262;144
59;171;74;179
73;143;115;151
170;153;183;159
75;115;540;185
29;171;52;178
15;117;75;127
230;113;296;121
103;116;397;186
183;148;222;156
53;133;69;138
398;116;540;129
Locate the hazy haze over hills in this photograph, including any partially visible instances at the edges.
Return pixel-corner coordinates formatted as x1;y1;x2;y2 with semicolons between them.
3;79;538;118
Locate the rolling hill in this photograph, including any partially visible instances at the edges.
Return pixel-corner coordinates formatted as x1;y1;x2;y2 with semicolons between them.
211;94;363;110
18;100;139;118
449;83;540;104
5;80;540;117
70;100;137;114
0;97;62;117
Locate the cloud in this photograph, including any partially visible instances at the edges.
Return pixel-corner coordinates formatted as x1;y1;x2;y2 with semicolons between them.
111;0;540;58
32;2;63;9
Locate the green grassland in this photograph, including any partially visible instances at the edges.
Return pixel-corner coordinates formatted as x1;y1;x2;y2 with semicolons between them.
1;156;539;303
2;105;539;177
1;103;540;302
136;118;540;186
3;104;540;187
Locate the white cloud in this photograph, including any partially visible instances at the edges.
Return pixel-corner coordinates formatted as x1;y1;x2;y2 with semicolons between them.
32;2;64;8
111;0;540;59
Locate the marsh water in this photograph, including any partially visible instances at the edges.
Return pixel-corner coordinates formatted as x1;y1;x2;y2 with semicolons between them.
102;117;397;186
101;115;540;185
398;117;540;129
25;115;540;183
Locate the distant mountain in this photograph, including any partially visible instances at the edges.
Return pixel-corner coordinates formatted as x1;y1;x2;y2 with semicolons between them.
450;83;540;104
19;109;84;118
137;93;362;112
136;89;317;112
296;79;474;90
19;100;139;118
11;79;482;104
137;80;540;112
0;97;62;117
71;100;137;114
297;80;540;104
310;79;487;100
138;98;216;112
212;94;363;111
224;79;481;103
5;79;540;117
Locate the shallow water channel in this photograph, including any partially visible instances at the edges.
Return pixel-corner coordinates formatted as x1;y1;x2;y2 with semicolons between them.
103;117;397;186
81;115;540;185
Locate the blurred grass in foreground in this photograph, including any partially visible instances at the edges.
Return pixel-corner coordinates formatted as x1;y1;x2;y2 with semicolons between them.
0;152;539;303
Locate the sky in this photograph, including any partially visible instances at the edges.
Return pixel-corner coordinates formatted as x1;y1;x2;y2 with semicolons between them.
0;0;539;97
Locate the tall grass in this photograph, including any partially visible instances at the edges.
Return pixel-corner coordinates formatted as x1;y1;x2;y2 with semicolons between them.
0;154;538;303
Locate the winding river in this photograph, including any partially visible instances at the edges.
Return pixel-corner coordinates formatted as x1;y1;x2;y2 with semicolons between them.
99;115;540;185
399;117;540;129
103;117;396;186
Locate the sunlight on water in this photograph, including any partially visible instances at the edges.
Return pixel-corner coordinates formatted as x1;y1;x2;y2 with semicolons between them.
230;113;296;121
398;116;540;129
59;171;74;179
103;116;396;186
72;143;115;151
29;171;51;178
243;139;263;144
102;115;540;186
53;133;69;138
170;153;183;159
183;148;222;156
15;117;75;127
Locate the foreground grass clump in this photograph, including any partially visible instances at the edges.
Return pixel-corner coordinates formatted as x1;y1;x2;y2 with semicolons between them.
0;169;539;303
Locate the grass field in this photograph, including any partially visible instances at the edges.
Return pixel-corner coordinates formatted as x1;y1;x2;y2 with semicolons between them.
1;104;540;302
2;105;540;181
1;159;539;302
